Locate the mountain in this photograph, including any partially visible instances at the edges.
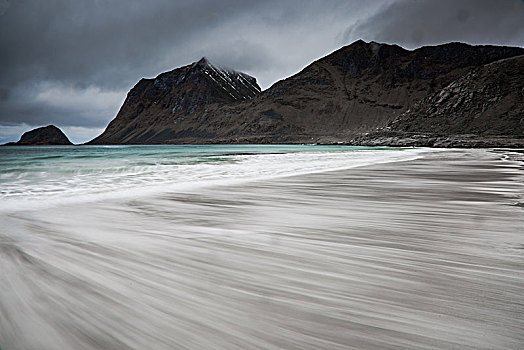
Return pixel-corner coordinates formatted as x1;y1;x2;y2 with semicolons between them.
89;57;260;144
89;41;524;145
389;55;524;135
3;125;73;146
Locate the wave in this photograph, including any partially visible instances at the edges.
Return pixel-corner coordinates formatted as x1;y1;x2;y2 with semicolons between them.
0;146;428;212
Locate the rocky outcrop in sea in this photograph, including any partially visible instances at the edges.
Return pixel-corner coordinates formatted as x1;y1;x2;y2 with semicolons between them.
3;125;73;146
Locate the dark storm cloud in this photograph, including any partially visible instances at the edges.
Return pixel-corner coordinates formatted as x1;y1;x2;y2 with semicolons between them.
0;0;265;89
0;0;522;143
0;0;368;90
0;0;376;143
345;0;524;49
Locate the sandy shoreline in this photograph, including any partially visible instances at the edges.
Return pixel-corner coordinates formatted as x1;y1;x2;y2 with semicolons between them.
1;148;523;349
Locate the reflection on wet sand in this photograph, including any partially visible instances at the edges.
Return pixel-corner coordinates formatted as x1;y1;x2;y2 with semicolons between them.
1;149;523;349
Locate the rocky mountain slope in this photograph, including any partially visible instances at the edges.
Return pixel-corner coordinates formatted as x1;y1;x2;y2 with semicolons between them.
350;54;524;147
3;125;73;146
89;41;524;145
89;58;260;144
390;55;524;135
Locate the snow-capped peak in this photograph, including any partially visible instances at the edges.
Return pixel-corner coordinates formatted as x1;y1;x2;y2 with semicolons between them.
194;58;260;100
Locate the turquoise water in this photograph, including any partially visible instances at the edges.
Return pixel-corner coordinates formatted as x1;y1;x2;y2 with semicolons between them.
0;144;419;210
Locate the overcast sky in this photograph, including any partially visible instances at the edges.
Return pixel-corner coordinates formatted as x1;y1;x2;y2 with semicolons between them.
1;0;523;144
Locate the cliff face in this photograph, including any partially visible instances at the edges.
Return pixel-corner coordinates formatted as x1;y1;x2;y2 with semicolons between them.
349;54;524;147
387;55;524;136
89;41;524;144
6;125;73;146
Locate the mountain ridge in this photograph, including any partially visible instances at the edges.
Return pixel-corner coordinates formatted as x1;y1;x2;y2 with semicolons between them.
84;40;523;145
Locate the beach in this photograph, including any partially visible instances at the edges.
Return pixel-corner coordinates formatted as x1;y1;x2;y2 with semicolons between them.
1;147;523;349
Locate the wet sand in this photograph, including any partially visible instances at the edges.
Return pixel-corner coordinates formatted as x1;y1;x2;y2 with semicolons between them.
1;149;523;349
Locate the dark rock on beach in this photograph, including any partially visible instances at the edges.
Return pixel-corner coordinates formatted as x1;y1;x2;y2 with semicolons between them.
348;131;524;148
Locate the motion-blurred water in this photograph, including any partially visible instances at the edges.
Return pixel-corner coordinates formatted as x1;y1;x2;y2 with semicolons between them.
1;146;523;349
0;145;414;211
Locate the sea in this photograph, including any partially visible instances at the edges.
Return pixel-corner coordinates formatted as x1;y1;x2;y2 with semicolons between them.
0;144;421;212
1;145;523;349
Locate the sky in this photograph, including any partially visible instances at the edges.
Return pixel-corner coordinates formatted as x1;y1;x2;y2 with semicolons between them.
0;0;523;144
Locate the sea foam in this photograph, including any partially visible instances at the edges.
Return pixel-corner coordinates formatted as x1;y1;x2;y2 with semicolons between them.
0;145;427;212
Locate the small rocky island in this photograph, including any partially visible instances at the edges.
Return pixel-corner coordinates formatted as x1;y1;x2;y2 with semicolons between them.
3;125;73;146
